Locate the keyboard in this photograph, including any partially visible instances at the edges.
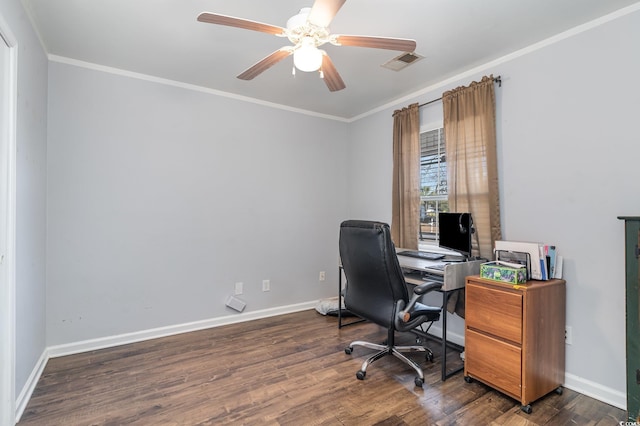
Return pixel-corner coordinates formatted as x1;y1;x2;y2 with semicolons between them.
397;250;445;261
426;263;447;271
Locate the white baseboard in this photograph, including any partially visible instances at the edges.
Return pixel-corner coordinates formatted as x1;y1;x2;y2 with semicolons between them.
564;372;626;410
15;349;48;423
47;301;316;358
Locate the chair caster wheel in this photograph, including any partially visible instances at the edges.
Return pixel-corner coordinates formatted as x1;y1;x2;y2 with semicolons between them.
356;370;366;380
464;376;473;383
555;386;563;395
426;352;434;362
414;377;423;388
521;404;532;414
345;347;352;355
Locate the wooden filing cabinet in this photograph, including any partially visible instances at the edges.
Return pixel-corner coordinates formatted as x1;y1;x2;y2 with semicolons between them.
464;275;566;413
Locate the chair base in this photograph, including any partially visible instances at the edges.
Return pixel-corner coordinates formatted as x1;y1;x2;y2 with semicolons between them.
345;339;433;387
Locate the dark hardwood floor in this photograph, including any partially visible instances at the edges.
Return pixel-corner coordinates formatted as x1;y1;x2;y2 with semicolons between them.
19;310;625;425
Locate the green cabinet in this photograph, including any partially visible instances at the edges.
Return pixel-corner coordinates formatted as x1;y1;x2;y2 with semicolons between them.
618;216;640;422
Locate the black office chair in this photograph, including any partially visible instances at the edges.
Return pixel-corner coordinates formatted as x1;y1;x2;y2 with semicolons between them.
339;220;443;388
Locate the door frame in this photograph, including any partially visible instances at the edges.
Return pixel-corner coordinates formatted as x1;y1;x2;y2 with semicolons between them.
0;12;18;426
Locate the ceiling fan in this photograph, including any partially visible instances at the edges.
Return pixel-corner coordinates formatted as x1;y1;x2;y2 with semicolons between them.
197;0;416;92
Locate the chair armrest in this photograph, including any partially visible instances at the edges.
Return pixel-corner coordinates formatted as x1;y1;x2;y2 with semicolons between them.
413;281;443;295
397;280;443;324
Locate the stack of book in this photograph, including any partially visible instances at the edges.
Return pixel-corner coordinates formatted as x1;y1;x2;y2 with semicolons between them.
494;241;563;281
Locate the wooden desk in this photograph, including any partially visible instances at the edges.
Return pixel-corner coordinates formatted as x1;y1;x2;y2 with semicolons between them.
338;254;483;381
464;275;566;414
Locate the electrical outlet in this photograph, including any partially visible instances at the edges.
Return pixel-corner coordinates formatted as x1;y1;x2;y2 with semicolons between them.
319;271;326;281
262;279;270;292
234;282;243;295
565;326;572;345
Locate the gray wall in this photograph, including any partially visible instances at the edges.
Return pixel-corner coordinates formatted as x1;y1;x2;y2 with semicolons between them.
46;62;348;345
347;8;640;405
0;0;49;402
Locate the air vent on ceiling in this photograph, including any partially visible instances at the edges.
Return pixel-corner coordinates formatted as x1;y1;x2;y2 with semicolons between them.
381;52;424;71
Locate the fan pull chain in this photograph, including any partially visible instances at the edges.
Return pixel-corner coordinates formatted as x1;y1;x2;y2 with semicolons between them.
292;66;296;76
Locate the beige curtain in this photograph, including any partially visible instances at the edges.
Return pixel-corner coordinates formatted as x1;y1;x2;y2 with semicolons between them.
443;75;502;259
391;103;420;249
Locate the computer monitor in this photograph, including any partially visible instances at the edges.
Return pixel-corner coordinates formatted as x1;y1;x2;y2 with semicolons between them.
438;212;472;259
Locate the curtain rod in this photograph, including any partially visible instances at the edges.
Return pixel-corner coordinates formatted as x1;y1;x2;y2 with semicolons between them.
419;75;502;108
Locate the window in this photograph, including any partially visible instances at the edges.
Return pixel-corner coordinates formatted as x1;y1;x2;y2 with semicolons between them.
419;126;449;248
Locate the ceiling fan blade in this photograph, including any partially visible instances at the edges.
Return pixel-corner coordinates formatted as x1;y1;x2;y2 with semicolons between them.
321;53;346;92
333;35;416;52
237;48;293;80
197;12;285;36
307;0;346;28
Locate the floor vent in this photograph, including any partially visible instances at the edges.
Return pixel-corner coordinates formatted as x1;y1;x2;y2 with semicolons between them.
381;52;424;71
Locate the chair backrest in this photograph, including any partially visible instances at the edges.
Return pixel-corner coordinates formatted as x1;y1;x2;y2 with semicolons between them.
339;220;409;328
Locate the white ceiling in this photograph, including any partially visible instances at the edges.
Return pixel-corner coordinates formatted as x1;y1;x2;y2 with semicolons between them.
22;0;639;119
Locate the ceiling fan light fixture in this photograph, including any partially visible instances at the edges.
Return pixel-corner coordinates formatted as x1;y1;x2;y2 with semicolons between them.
286;7;311;31
197;2;415;92
293;38;323;72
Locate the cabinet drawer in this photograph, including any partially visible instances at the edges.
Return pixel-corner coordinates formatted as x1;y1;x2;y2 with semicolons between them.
466;282;523;344
465;329;522;398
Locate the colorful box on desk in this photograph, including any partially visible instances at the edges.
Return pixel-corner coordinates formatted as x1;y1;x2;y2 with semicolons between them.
480;262;527;284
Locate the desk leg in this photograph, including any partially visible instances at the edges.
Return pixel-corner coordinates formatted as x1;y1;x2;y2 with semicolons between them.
440;290;464;381
338;267;343;328
441;291;449;381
